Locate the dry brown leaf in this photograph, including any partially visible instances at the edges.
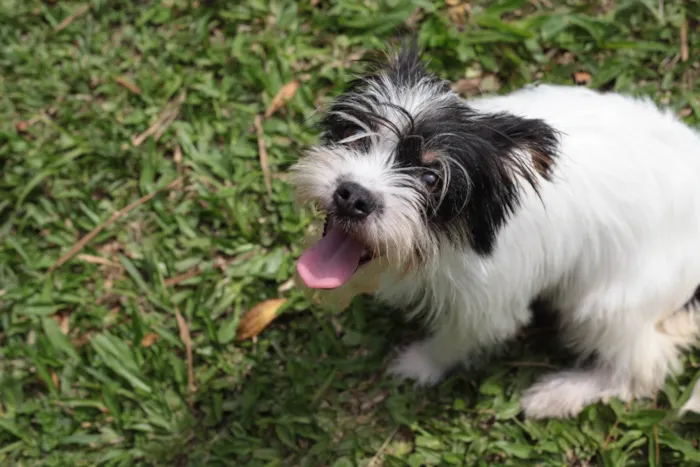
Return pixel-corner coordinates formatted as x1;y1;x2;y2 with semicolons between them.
16;121;30;133
175;308;196;405
140;332;160;348
71;332;93;347
54;312;70;335
236;298;287;341
678;107;693;118
115;76;142;95
254;115;273;196
51;370;60;391
264;80;300;118
448;4;470;25
573;71;592;85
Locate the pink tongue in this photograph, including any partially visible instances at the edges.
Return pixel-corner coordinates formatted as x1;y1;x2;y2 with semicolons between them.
297;226;365;289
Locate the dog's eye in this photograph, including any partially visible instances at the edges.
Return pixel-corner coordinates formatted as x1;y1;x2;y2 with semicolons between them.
421;172;439;187
340;125;364;141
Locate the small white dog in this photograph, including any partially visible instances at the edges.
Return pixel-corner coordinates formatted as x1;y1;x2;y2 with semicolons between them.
291;44;700;419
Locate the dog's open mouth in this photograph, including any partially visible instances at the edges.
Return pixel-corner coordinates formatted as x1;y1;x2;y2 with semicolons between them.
297;217;375;289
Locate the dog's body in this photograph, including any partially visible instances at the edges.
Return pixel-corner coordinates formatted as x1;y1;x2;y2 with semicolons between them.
292;46;700;418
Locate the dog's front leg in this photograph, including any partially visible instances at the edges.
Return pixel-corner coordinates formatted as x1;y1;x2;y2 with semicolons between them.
388;305;530;386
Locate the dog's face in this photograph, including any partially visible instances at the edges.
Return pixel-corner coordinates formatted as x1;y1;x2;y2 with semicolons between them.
293;45;559;290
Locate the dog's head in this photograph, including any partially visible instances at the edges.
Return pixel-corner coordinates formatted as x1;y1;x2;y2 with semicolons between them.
292;43;559;291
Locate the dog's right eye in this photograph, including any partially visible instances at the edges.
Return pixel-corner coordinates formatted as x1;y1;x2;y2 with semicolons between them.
421;172;439;188
340;125;364;141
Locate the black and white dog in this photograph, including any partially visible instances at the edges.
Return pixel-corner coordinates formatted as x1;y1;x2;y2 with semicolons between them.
292;44;700;418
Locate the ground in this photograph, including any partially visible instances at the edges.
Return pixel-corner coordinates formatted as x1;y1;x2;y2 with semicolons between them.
1;0;700;466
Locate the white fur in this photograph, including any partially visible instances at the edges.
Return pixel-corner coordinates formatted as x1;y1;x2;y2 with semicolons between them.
378;85;700;418
295;82;700;418
292;76;451;264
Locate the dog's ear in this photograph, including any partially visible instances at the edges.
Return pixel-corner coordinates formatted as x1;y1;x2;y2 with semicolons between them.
429;110;561;256
477;112;560;181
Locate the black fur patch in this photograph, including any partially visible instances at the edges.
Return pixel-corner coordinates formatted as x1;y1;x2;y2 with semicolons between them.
416;107;560;255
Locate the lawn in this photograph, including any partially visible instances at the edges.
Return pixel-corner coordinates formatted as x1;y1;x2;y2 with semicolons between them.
1;0;700;465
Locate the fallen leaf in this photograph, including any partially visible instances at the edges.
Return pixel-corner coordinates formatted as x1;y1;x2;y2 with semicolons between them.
51;370;60;391
573;71;592;85
678;107;693;118
447;3;470;26
15;121;30;133
236;298;287;341
140;332;159;348
264;80;299;118
54;312;70;335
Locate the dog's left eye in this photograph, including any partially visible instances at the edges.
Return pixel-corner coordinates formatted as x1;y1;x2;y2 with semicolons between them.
421;172;439;187
341;126;364;141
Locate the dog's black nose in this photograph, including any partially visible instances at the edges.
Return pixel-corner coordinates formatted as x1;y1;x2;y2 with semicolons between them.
333;181;376;220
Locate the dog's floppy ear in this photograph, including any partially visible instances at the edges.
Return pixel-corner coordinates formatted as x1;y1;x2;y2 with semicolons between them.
427;109;561;256
477;112;561;181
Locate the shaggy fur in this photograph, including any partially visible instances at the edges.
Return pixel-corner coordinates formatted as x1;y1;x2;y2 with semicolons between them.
292;44;700;419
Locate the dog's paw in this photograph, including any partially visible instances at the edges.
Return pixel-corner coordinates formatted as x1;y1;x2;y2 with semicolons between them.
388;344;445;387
520;370;608;419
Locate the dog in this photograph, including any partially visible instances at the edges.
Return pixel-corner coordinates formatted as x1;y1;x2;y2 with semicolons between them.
290;43;700;419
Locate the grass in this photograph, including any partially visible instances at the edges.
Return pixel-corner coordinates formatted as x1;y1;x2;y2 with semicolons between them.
1;0;700;465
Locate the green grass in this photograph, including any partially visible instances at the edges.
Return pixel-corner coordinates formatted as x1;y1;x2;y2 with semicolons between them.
1;0;700;465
